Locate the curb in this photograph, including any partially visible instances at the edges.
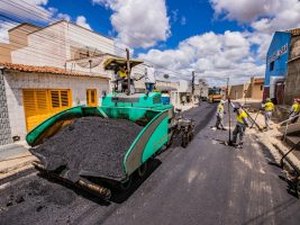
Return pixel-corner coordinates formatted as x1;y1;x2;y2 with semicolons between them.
256;133;300;174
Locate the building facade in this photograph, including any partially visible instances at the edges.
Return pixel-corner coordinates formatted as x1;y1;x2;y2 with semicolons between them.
264;29;300;104
229;77;264;100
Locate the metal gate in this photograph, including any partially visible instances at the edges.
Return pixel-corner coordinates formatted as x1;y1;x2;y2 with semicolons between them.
23;89;72;131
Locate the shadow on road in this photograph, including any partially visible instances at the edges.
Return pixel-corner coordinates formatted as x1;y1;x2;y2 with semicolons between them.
110;158;162;203
241;198;299;225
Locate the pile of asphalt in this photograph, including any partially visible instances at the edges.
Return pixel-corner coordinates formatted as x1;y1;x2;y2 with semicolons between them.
31;117;142;180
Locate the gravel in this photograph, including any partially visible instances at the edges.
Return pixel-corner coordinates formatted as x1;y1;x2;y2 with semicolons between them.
31;117;142;180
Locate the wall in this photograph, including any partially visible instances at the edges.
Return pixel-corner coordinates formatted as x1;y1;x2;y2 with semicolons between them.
0;70;12;145
0;24;40;63
246;77;264;100
12;21;115;75
12;22;68;67
251;83;264;99
0;44;11;63
4;71;109;139
285;57;300;105
229;84;246;100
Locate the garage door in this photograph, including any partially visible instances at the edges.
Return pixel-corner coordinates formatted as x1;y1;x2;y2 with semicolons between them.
23;89;72;131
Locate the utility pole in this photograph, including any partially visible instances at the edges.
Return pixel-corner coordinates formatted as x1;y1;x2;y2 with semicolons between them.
226;77;232;144
126;48;131;95
192;71;195;103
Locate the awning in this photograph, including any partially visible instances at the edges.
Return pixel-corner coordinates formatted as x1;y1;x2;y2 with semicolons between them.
103;57;144;70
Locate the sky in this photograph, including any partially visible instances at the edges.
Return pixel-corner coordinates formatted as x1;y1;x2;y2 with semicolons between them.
1;0;300;85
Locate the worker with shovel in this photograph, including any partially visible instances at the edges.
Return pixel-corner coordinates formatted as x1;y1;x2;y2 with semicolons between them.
262;98;275;130
289;98;300;123
232;103;249;148
215;100;226;130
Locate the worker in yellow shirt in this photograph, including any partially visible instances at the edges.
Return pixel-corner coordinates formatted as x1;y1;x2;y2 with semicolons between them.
262;98;275;130
232;103;249;148
289;98;300;123
117;66;135;93
215;100;226;130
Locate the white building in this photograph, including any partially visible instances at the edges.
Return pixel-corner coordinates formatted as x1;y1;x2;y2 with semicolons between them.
0;20;114;145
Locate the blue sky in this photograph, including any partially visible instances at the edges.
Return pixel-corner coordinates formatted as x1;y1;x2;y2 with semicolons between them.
46;0;243;50
1;0;300;84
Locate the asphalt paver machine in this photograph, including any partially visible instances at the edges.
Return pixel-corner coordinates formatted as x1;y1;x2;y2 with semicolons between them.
26;56;194;199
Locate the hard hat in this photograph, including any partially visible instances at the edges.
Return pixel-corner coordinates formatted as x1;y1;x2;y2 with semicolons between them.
220;100;225;104
266;98;271;102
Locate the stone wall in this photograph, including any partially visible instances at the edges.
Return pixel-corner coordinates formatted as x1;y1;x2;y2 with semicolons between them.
285;57;300;105
0;70;12;145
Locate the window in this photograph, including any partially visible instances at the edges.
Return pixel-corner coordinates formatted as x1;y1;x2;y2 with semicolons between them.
86;89;98;106
260;85;263;91
269;61;274;71
50;90;71;108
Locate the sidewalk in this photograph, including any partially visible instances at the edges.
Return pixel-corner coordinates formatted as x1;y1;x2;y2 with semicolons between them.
0;141;37;180
247;112;300;174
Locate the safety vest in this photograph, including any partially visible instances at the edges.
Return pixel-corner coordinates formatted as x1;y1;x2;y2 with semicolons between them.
217;103;224;114
236;109;248;124
292;103;300;113
264;102;274;112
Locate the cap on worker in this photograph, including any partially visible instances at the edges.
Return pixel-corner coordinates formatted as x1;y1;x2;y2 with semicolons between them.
220;100;225;104
266;98;271;102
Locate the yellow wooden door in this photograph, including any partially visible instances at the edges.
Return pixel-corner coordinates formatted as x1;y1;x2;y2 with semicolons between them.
86;89;98;107
23;89;71;131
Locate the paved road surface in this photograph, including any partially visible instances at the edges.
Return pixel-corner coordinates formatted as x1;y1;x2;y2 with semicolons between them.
1;103;299;225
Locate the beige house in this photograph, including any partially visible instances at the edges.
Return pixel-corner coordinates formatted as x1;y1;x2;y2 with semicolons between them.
229;77;264;100
0;20;114;145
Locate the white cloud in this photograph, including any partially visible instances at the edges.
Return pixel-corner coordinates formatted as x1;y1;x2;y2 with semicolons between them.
93;0;170;48
211;0;300;33
76;16;92;30
139;30;263;85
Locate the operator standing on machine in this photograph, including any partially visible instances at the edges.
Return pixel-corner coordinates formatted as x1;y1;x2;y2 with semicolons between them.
144;65;156;93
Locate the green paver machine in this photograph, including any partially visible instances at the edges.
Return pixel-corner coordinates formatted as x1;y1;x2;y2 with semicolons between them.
26;55;194;200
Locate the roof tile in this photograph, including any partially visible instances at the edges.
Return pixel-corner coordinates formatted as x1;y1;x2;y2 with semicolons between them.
0;62;109;79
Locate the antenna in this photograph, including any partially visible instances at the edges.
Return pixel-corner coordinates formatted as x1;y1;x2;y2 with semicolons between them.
74;46;104;69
